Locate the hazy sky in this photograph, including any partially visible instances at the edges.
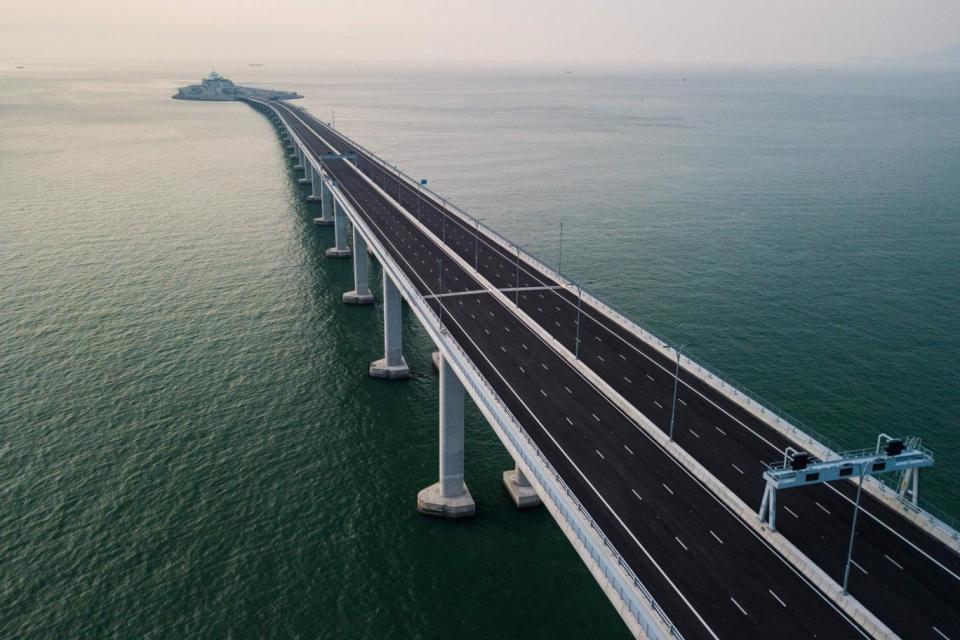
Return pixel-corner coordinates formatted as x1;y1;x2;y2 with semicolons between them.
3;0;959;66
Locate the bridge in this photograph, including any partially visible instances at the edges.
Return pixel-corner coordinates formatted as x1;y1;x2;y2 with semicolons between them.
242;97;960;639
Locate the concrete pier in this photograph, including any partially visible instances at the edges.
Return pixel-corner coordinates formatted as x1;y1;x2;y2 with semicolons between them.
313;179;335;226
343;228;374;304
503;464;541;509
292;147;304;171
325;198;351;258
306;165;322;202
418;354;475;518
369;272;410;378
298;162;312;185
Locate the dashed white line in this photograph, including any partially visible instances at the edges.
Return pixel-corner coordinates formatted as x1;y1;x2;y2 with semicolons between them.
678;399;687;406
675;537;688;551
932;626;950;639
631;489;643;501
566;417;574;426
540;389;547;397
815;502;831;515
646;374;655;382
714;426;727;436
731;463;744;475
884;555;903;570
519;365;525;373
783;505;799;519
592;413;600;422
596;450;605;460
768;590;786;608
709;530;723;544
624;445;634;455
730;598;748;616
662;483;674;495
541;363;549;370
851;559;868;574
689;430;700;439
654;400;663;409
624;376;632;383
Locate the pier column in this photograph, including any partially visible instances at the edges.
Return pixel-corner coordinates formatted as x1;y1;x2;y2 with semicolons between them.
503;463;541;509
313;178;335;226
299;159;312;184
369;272;410;378
324;195;351;258
418;354;475;518
343;228;374;304
307;165;322;202
293;146;304;171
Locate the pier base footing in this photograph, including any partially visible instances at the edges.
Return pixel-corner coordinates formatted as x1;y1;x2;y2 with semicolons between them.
343;290;374;305
503;470;542;509
431;351;441;371
298;177;312;185
313;217;334;226
417;483;475;519
306;195;323;202
292;164;303;171
325;247;352;258
369;356;410;379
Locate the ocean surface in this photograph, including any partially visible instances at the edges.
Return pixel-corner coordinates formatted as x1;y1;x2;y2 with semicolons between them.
1;62;958;638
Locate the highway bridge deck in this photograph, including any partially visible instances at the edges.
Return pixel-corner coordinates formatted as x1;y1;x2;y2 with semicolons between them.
246;97;959;639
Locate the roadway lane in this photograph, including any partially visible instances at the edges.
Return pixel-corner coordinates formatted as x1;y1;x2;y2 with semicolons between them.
283;103;960;639
251;98;869;639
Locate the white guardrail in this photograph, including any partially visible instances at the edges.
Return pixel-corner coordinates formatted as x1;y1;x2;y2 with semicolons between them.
260;102;684;640
295;105;959;554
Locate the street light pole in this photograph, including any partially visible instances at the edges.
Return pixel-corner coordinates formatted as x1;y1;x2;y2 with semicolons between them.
558;220;564;273
842;467;868;595
475;219;481;270
574;286;582;358
437;258;444;329
515;245;521;305
668;344;686;441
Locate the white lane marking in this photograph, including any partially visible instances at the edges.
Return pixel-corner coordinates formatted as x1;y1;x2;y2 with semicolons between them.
521;343;528;350
566;417;574;426
731;463;744;475
596;450;605;460
783;505;799;519
662;483;674;495
714;426;727;436
592;413;600;422
619;353;626;360
884;554;904;570
815;501;831;515
654;400;663;409
564;385;572;394
500;345;506;352
932;626;950;639
730;598;748;616
624;445;634;455
595;335;601;341
518;365;525;373
542;363;549;370
540;389;547;397
851;559;868;574
678;399;687;406
710;530;724;544
597;355;605;362
689;429;700;439
504;326;510;332
769;590;786;608
646;374;655;381
675;537;688;551
632;489;643;501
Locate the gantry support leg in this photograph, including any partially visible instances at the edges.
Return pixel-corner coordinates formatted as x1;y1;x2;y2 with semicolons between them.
503;463;541;509
418;354;475;518
343;228;374;304
325;197;351;258
369;272;410;378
